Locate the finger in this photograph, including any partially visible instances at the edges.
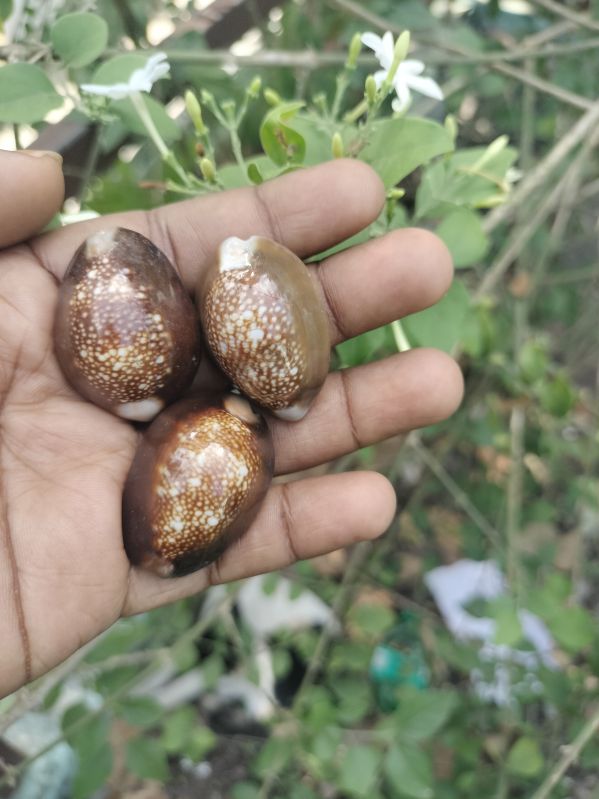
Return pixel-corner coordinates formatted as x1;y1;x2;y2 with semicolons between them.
312;228;453;345
271;348;464;475
123;471;396;614
30;160;385;288
0;150;64;249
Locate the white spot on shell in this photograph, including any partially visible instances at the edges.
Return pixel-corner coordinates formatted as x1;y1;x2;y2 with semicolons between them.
248;328;265;344
85;229;116;259
117;397;164;421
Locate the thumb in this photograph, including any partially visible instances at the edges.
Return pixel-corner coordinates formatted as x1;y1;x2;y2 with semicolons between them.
0;149;65;250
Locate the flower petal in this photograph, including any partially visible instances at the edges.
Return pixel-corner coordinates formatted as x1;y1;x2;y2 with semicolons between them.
406;74;444;101
80;81;132;100
361;31;384;55
381;31;395;68
392;82;411;113
373;69;388;89
400;59;425;76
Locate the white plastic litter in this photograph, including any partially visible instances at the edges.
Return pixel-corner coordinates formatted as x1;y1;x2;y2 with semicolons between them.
202;574;340;720
424;559;558;706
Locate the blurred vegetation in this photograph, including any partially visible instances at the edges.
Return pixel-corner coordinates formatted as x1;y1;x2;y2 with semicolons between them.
1;0;599;798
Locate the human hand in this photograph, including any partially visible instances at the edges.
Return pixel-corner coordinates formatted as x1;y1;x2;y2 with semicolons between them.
0;151;462;698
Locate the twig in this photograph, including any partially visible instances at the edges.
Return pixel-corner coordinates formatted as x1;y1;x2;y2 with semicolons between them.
325;0;594;110
259;540;373;798
530;704;599;799
506;405;525;593
0;637;102;738
163;48;376;69
0;590;237;787
476;164;574;299
160;38;599;68
529;0;599;34
483;100;599;235
408;433;502;549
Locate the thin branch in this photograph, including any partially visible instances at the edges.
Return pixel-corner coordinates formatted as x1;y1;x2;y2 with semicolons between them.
483;100;599;235
476;165;575;299
159;37;599;69
325;0;594;111
529;0;599;34
531;704;599;799
408;433;502;549
259;540;373;798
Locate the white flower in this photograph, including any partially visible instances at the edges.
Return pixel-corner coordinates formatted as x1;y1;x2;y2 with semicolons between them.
361;31;444;113
80;52;170;100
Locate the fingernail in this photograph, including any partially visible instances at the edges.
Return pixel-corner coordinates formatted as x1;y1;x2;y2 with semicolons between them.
20;149;63;165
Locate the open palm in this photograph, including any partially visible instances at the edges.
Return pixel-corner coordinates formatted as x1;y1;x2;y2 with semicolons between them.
0;153;462;698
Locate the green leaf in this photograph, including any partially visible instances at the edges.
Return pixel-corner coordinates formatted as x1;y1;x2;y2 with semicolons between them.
259;102;306;166
347;603;396;638
115;696;164;727
518;339;549;383
403;279;472;353
51;12;108;67
183;726;217;761
538;374;575;418
0;63;62;123
548;605;595;653
416;146;517;218
61;705;111;761
338;745;383;798
247;162;263;184
360;117;454;188
395;688;457;742
384;743;434;799
492;601;523;648
0;0;13;22
254;736;295;778
72;742;113;799
88;55;179;142
126;737;169;781
332;679;373;724
506;737;544;778
436;208;489;268
261;572;279;595
162;706;197;753
336;326;394;368
232;783;261;799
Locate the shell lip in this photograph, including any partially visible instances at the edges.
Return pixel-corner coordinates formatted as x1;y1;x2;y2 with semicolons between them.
218;236;260;271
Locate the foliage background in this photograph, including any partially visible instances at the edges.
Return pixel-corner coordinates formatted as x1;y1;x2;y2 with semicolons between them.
0;0;598;797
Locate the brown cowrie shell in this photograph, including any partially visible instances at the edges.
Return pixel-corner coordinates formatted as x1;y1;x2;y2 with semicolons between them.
122;392;274;578
54;228;201;421
197;236;330;421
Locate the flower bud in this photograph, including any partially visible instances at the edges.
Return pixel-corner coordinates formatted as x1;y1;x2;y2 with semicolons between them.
185;90;207;136
199;157;216;183
264;88;282;107
365;75;377;105
331;132;344;159
247;76;262;98
347;32;362;69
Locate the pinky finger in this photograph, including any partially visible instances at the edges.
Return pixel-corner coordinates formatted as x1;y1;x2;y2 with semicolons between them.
124;471;397;614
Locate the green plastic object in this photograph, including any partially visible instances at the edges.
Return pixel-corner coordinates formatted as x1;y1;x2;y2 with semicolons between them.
369;614;430;711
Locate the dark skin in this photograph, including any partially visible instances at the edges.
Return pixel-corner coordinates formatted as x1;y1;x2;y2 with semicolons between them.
0;150;463;698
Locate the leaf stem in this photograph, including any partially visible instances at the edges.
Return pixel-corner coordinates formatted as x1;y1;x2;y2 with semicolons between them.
130;91;194;189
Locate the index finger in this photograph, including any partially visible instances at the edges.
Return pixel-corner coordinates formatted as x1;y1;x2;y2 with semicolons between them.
29;160;386;290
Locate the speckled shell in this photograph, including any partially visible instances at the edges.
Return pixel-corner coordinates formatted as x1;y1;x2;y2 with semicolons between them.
122;393;274;578
54;228;201;422
197;236;330;421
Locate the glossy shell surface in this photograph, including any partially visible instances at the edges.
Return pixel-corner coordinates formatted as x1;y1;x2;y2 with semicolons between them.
54;227;200;421
198;236;330;421
122;393;274;577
